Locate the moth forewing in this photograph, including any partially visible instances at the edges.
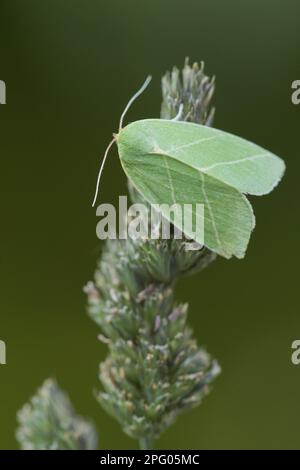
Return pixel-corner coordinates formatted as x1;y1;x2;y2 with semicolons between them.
118;119;285;196
116;118;284;259
117;130;255;259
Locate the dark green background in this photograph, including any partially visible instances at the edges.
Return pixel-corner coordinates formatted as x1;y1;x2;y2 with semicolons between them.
0;0;299;449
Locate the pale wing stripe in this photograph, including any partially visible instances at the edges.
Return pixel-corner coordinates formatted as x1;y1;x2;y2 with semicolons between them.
199;173;222;250
168;135;218;153
199;152;271;172
163;155;176;204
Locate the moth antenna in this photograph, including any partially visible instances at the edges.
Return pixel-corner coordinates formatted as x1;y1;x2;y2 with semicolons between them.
172;104;184;121
92;136;116;207
93;76;152;207
119;75;152;131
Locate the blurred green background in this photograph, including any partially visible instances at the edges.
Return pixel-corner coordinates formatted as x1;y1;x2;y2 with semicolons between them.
0;0;299;449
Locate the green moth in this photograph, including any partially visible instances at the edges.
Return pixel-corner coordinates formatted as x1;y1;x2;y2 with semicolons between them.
92;77;285;259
